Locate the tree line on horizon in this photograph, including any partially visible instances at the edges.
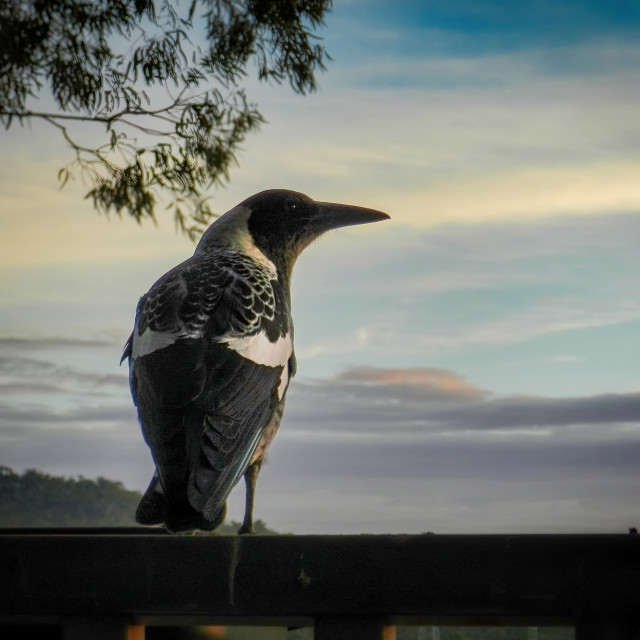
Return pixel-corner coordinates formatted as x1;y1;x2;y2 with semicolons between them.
0;465;275;533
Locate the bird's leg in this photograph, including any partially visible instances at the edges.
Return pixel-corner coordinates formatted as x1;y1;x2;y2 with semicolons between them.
238;459;262;535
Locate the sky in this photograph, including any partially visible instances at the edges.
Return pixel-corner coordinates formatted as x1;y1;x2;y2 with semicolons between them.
1;0;639;534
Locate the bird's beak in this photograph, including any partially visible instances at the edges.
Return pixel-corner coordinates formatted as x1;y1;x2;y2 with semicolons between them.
290;199;390;261
312;200;390;233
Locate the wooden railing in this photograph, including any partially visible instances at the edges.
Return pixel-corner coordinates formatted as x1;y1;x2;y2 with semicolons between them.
1;530;638;639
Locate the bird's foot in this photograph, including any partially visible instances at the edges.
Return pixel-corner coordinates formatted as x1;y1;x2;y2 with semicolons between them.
164;511;220;534
163;502;226;534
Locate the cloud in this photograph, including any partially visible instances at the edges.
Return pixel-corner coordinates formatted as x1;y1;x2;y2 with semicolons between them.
235;38;640;228
542;355;586;364
0;403;153;489
334;365;488;402
0;353;128;397
2;355;638;534
409;303;640;355
378;159;640;228
431;392;640;431
285;370;640;437
296;327;373;360
0;402;133;428
288;211;640;375
253;366;640;532
0;337;130;401
333;1;640;62
0;336;116;352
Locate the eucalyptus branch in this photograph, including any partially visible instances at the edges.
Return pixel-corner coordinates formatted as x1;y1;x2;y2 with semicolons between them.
0;0;333;236
0;100;188;126
115;119;174;136
42;115;118;172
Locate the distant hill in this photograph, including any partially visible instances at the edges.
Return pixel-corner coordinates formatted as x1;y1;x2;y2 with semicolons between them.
0;465;140;527
0;466;277;534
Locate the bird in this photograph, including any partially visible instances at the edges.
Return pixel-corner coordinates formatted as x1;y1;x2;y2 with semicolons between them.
121;189;389;533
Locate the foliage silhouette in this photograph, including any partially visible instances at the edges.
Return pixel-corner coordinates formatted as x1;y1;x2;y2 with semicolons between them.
0;0;332;239
0;465;278;533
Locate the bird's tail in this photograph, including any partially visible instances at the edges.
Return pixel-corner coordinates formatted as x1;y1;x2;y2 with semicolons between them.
135;472;165;526
136;470;226;533
187;412;263;523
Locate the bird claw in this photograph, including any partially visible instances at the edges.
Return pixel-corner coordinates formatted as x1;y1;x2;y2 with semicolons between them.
237;524;254;535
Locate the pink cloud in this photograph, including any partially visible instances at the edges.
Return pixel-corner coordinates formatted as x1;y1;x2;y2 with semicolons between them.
335;366;487;401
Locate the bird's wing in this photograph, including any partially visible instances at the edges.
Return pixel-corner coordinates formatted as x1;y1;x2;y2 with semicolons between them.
120;295;146;365
186;337;295;519
128;252;293;522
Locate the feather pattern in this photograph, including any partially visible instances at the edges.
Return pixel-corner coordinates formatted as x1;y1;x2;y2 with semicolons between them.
126;248;294;530
133;251;284;354
123;189;389;533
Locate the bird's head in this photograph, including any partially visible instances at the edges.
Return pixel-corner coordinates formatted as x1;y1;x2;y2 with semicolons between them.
196;189;390;281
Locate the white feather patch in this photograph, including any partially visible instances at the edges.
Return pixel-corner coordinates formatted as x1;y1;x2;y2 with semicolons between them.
195;205;277;277
221;331;293;399
132;326;293;399
131;327;179;360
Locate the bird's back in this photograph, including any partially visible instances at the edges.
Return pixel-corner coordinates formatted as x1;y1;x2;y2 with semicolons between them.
126;249;294;531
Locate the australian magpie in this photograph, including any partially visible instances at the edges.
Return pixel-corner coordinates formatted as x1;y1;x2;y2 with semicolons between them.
122;189;389;533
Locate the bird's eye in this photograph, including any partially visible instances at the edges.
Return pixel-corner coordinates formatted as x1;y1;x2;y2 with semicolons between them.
289;202;297;210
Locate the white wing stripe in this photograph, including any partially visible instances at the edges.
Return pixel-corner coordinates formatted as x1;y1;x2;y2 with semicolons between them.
221;332;292;368
132;328;293;399
222;331;293;399
131;328;179;360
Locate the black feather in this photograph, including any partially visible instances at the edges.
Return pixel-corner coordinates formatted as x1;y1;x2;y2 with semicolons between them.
123;189;389;533
127;251;291;532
